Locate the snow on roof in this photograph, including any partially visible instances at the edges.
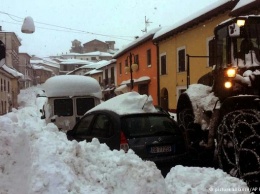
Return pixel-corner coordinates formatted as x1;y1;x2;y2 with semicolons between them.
87;91;157;115
30;58;60;68
85;69;103;75
43;75;102;98
83;51;113;57
1;64;23;78
86;59;116;69
113;27;161;58
153;0;229;40
32;65;54;72
60;59;93;65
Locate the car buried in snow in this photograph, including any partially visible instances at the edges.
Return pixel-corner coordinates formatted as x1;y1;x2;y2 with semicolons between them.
67;92;190;176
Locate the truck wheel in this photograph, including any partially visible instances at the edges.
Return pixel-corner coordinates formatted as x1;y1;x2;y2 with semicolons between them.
177;94;199;146
217;109;260;188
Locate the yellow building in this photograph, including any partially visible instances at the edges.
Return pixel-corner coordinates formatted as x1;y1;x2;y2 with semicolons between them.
153;1;238;112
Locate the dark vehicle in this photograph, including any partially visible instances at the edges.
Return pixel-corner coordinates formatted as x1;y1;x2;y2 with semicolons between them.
155;105;170;116
67;109;189;176
177;15;260;187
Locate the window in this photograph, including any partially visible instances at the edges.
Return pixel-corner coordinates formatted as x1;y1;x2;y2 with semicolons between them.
76;98;95;116
75;114;95;136
4;80;6;91
105;69;108;85
177;47;186;72
122;115;178;138
208;37;216;67
147;49;151;66
91;114;113;138
54;99;73;116
160;54;166;75
134;54;139;65
119;63;122;75
111;67;115;84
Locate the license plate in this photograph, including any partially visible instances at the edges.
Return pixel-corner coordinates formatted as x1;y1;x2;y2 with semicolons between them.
150;146;172;153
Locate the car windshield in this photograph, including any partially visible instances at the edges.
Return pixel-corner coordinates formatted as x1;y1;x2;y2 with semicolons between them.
121;114;178;138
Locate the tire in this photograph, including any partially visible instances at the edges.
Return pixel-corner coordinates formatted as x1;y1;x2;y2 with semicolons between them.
217;109;260;188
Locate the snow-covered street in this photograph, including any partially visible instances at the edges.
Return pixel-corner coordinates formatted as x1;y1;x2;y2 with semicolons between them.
0;86;253;194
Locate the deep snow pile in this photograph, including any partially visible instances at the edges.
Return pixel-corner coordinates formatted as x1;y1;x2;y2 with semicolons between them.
0;86;251;194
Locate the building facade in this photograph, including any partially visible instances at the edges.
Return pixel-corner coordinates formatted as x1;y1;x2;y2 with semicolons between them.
153;1;239;112
113;28;161;105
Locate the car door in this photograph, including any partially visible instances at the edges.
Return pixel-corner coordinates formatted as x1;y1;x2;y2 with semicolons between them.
67;112;120;150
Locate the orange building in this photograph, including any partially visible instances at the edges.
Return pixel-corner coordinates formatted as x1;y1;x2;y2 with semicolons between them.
113;28;161;105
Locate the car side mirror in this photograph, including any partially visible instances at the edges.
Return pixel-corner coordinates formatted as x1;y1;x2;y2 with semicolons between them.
229;23;240;37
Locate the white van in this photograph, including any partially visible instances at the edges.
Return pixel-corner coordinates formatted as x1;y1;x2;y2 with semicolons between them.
40;75;102;131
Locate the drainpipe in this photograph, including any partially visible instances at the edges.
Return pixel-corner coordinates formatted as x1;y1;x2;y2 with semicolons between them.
154;42;160;106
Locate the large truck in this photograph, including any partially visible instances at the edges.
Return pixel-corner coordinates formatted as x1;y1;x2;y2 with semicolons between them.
177;15;260;188
40;75;102;131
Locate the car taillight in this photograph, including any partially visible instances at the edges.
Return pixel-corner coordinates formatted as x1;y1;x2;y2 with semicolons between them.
120;131;129;152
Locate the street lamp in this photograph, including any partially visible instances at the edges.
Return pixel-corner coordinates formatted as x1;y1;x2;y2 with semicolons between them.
125;52;138;90
0;16;35;67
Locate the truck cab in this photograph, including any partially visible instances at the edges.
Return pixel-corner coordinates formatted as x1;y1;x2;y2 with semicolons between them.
40;75;102;131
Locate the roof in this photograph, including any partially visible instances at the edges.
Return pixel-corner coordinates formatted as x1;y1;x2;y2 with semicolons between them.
60;59;93;65
83;39;106;46
153;0;238;42
229;0;259;16
30;57;60;68
113;27;161;58
1;64;23;78
32;65;54;72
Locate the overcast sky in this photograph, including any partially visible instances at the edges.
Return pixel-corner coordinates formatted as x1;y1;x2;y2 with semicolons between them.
1;0;219;57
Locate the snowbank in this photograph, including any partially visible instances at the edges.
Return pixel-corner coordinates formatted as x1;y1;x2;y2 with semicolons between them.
0;86;251;194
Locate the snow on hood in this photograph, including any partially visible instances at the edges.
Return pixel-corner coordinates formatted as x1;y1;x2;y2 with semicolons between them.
88;91;157;115
43;75;102;99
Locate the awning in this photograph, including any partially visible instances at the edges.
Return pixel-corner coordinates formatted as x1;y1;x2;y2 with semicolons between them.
102;87;115;92
114;84;128;95
120;76;151;86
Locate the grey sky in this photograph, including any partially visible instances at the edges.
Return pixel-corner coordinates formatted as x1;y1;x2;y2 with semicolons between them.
1;0;218;57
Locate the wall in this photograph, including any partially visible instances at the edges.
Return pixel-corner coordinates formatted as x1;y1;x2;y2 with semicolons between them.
116;40;158;105
158;13;230;111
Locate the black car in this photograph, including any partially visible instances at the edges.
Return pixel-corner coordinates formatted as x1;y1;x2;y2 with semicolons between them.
67;109;189;176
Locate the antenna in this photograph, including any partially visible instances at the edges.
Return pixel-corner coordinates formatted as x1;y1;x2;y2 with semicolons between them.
141;16;152;33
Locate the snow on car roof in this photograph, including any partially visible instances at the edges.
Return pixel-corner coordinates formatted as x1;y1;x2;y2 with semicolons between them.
87;91;157;115
43;75;102;99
